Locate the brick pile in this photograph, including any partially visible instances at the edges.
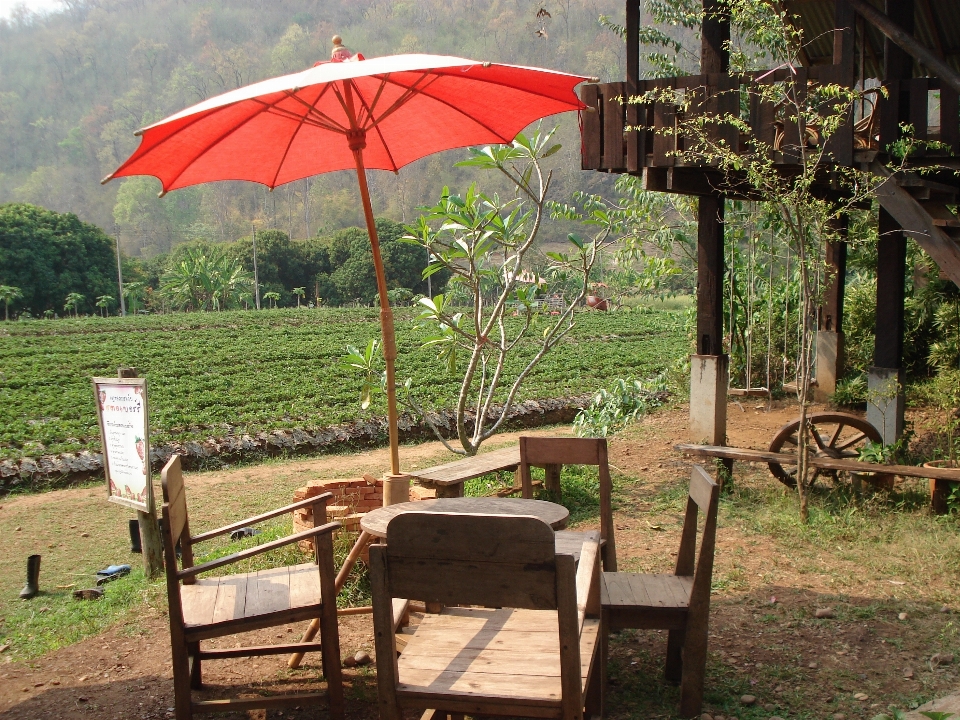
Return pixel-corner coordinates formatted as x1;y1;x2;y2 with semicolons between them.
292;475;436;552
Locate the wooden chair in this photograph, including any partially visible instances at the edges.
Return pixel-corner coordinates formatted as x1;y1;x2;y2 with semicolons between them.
159;455;344;720
600;464;719;717
519;436;618;572
370;511;604;720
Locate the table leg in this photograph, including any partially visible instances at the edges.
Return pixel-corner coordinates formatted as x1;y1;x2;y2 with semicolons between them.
288;530;373;669
435;484;464;498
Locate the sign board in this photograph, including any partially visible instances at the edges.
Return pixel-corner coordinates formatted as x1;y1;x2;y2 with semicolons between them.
93;377;152;512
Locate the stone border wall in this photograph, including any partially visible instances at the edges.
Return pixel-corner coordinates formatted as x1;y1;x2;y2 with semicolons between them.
0;395;593;492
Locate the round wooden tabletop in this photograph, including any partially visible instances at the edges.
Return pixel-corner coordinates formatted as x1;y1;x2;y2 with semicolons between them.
359;497;569;538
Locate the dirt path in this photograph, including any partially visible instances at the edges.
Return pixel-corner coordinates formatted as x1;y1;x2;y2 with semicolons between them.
2;400;958;720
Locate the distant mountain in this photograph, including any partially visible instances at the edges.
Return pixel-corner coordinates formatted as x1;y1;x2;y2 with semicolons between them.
0;0;625;256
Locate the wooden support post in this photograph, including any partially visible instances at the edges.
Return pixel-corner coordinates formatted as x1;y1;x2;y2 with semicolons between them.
696;195;725;357
815;216;847;401
625;0;641;173
692;2;730;462
119;367;164;580
869;209;907;443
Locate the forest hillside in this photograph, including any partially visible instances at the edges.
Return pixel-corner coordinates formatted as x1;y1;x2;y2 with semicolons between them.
0;0;629;257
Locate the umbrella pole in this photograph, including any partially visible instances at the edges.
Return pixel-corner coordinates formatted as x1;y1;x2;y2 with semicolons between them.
351;143;401;477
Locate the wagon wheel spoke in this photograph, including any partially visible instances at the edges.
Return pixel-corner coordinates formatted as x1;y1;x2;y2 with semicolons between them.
781;433;800;448
809;425;831;452
827;423;844;448
835;431;868;451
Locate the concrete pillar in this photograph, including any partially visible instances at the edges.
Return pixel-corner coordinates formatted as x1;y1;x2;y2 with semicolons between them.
866;366;905;445
690;354;728;445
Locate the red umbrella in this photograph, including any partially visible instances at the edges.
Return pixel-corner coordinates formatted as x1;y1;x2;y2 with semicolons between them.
105;51;590;478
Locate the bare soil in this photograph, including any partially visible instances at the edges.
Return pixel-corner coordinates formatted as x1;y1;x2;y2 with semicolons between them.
1;401;958;720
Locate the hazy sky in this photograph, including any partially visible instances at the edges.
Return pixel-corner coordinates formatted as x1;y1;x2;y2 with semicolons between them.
0;0;62;21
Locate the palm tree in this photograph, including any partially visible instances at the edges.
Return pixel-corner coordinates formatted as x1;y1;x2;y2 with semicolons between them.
95;295;115;317
0;285;23;321
293;287;306;308
263;291;280;309
64;292;84;318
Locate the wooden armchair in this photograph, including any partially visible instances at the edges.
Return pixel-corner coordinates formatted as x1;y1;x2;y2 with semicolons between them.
159;455;344;720
370;511;604;720
600;465;719;717
519;436;618;572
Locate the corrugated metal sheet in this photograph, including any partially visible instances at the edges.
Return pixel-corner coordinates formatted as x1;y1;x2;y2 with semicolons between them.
786;0;960;77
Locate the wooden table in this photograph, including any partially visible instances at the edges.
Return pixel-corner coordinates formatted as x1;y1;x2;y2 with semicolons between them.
406;446;522;498
361;497;568;537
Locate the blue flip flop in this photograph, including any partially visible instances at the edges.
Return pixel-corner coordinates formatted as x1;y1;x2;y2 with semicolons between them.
96;564;131;577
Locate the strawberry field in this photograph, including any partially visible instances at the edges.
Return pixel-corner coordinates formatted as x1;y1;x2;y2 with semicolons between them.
0;306;687;462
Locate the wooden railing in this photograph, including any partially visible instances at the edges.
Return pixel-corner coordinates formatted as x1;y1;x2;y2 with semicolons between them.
580;67;960;176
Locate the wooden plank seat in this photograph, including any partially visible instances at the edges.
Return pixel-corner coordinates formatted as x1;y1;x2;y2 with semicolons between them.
180;564;327;643
601;573;693;630
396;608;601;717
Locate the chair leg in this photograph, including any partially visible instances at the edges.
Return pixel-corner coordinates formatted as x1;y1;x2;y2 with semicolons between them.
188;641;202;689
678;623;709;718
170;639;193;720
665;629;684;684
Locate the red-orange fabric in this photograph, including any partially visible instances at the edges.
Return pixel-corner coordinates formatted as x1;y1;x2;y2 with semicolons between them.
109;53;589;192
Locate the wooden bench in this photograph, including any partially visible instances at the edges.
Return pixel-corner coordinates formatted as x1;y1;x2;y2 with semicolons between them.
407;446;523;498
675;443;960;513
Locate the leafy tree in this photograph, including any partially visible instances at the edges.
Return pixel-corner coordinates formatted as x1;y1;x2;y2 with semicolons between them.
292;287;305;307
95;294;115;317
0;285;22;320
64;292;84;318
262;291;280;308
0;204;116;316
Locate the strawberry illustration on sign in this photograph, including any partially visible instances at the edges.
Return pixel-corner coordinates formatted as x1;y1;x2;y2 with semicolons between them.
135;436;147;474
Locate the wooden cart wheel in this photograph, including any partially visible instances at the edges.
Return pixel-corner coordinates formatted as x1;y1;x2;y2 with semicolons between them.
767;412;882;487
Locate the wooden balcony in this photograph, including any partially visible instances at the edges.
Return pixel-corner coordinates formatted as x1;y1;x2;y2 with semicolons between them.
579;68;960;192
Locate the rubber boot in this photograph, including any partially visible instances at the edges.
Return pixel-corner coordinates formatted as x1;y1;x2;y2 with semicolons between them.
19;554;40;600
129;519;142;553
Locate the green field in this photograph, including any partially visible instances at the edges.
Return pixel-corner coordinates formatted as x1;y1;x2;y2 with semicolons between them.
0;306;688;462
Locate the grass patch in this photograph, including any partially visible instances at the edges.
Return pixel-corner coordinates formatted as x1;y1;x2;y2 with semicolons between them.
0;569;160;660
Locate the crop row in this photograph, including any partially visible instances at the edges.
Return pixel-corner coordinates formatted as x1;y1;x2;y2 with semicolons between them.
0;307;688;461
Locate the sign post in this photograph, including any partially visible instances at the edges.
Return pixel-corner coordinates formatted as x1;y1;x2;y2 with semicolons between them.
92;368;163;579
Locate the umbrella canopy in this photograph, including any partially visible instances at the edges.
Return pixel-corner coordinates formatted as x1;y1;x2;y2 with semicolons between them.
106;53;589;192
105;52;590;478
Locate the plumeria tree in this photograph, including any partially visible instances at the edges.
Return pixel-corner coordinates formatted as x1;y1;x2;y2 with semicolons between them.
347;129;620;456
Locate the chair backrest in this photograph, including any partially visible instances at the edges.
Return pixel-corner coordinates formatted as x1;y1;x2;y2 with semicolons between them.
675;465;720;601
519;436;617;571
384;511;562;610
161;455;195;578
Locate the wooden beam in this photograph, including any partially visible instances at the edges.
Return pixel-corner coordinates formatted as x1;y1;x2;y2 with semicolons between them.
847;0;960;94
874;206;906;369
675;443;960;481
871;160;960;288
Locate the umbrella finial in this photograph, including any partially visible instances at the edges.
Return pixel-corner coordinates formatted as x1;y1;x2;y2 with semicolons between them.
331;35;353;62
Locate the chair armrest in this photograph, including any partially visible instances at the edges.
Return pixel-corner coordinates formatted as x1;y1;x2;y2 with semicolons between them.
190;492;334;544
179;521;340;579
574;531;601;633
